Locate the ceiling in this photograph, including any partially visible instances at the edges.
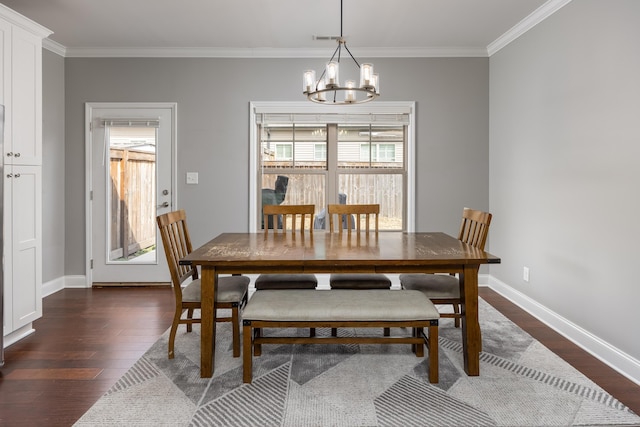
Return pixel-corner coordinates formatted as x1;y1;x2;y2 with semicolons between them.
2;0;565;57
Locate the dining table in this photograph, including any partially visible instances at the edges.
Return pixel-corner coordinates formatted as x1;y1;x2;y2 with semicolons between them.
180;231;501;378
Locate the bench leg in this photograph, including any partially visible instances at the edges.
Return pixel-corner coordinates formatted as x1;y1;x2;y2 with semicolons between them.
428;323;439;384
243;323;253;383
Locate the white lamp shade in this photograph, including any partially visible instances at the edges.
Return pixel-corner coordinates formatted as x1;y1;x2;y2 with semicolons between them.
325;62;339;88
303;70;316;93
360;63;374;89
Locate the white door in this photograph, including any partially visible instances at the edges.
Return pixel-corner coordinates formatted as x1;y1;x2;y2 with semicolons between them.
86;103;176;284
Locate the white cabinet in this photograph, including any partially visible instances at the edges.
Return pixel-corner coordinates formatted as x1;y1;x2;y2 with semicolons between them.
4;165;42;332
1;5;50;343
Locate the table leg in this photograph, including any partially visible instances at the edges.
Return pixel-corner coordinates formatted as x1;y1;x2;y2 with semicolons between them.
460;265;481;376
200;266;217;378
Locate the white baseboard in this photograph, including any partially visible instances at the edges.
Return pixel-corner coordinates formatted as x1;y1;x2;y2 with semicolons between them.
64;275;90;289
42;275;89;297
3;324;35;348
488;275;640;387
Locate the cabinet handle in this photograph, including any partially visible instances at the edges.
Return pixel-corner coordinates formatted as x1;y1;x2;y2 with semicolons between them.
7;152;13;157
14;152;20;157
6;173;12;178
14;173;20;178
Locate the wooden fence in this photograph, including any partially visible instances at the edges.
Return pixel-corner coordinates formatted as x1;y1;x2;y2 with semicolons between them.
261;172;403;229
109;148;156;260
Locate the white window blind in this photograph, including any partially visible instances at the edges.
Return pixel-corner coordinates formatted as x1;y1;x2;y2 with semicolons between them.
101;118;160;128
255;113;410;126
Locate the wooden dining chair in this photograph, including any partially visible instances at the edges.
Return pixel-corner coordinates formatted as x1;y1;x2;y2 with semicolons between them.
255;204;318;336
400;207;492;328
254;204;318;290
327;204;392;290
157;209;249;359
327;203;392;336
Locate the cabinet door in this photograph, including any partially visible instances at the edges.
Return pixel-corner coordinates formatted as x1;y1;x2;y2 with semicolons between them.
8;165;42;329
0;18;10;108
9;26;42;165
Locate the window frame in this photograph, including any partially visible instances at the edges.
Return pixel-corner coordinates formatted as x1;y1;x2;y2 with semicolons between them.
249;101;416;232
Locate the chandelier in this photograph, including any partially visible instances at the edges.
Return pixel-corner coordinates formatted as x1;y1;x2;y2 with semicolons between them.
302;0;380;105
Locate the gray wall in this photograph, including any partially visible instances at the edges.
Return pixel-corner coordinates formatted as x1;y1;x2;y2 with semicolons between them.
42;50;65;283
489;0;640;361
60;57;489;274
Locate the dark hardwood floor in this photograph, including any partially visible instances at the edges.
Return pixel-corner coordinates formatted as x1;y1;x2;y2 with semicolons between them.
0;286;638;426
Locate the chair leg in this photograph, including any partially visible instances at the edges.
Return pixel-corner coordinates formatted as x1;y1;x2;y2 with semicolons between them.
231;305;240;358
186;308;194;332
453;304;460;328
168;312;181;359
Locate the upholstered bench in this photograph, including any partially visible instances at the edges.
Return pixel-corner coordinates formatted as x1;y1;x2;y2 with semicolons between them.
242;289;440;384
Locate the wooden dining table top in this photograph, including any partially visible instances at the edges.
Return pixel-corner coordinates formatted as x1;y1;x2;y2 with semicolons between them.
181;231;501;272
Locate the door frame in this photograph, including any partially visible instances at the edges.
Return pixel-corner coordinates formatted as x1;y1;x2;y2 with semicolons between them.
84;102;177;287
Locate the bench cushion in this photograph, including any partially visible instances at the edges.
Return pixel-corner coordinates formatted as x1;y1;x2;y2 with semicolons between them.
242;289;439;322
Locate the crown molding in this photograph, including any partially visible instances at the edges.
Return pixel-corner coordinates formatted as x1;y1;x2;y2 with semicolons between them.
43;38;66;56
55;46;488;59
487;0;573;56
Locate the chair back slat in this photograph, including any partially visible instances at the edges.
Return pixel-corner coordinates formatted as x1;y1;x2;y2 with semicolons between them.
458;207;492;250
327;204;380;234
263;204;315;233
157;210;198;291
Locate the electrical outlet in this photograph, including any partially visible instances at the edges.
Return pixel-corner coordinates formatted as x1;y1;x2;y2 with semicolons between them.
523;266;530;282
186;172;198;184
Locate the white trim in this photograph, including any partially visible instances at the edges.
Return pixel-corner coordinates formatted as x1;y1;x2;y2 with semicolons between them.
488;275;640;387
43;38;66;57
249;101;416;233
487;0;573;56
60;46;489;59
2;324;35;348
42;277;65;297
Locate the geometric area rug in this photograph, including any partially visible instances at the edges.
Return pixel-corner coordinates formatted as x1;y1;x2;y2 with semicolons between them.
74;298;640;427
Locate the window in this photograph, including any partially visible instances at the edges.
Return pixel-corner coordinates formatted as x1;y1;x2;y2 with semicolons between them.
250;102;415;232
360;143;397;162
314;143;326;161
275;143;292;160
